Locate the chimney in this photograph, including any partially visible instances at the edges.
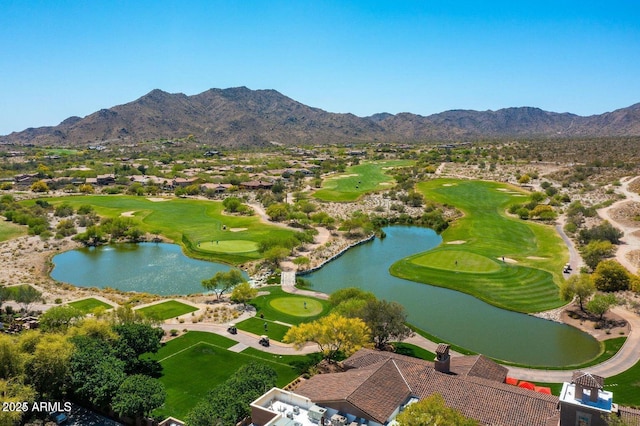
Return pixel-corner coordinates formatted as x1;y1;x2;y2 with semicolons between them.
434;344;451;374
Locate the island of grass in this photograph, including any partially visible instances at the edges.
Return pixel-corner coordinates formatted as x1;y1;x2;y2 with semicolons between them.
313;160;412;202
390;179;568;313
67;297;113;314
149;331;313;420
136;300;198;321
38;195;297;264
247;286;332;325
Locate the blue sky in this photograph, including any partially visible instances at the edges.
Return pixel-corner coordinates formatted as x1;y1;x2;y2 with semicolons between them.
1;1;639;135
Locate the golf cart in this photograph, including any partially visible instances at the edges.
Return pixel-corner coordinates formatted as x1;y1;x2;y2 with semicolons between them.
259;335;270;347
227;323;237;334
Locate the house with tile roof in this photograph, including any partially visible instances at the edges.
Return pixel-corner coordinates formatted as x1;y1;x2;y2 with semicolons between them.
249;347;640;426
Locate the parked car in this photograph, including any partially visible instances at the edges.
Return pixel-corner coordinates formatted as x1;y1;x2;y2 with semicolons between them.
49;411;68;425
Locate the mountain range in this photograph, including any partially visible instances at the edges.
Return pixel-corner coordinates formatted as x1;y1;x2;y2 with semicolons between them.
2;87;639;147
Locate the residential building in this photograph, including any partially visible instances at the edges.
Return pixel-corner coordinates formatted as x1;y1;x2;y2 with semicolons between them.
250;347;640;426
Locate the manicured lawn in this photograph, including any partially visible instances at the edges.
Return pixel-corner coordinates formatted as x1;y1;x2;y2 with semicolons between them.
0;220;26;242
33;195;296;264
236;317;291;341
269;296;323;317
249;286;331;325
602;358;640;407
149;331;308;420
393;342;436;361
390;179;567;313
67;297;113;314
137;300;198;321
313;160;412;202
3;284;38;300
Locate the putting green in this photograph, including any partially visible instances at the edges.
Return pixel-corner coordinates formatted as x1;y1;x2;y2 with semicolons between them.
269;297;323;317
197;240;258;253
411;250;501;274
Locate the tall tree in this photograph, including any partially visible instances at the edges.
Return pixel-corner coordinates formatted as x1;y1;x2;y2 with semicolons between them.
283;313;370;361
359;299;413;350
395;393;478;426
69;336;126;409
202;269;245;300
112;374;166;419
113;322;163;375
24;333;73;398
39;305;84;332
581;240;615;270
559;274;596;311
15;285;42;312
587;293;618;321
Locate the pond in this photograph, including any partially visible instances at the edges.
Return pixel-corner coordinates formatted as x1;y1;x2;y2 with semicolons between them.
51;243;242;296
303;226;600;367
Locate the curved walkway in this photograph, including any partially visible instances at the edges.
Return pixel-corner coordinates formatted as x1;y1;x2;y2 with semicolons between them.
597;175;640;275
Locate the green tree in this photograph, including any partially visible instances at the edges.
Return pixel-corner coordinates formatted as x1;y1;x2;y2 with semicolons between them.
39;305;84;332
593;260;631;292
69;336;126;408
581;240;615;271
24;333;73;398
559;274;596;311
263;246;290;265
0;380;36;426
360;299;413;349
112;374;166;419
265;203;289;221
186;363;276;426
0;334;23;379
283;313;370;361
113;322;163;375
395;393;478;426
230;281;258;308
15;285;42;312
202;269;245;300
587;293;618;321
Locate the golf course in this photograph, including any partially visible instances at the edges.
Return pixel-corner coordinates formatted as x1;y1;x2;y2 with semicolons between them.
40;195;296;264
390;179;567;313
313;160;412;202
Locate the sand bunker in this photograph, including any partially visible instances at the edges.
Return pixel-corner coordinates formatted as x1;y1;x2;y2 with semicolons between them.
527;256;547;260
229;228;248;232
443;183;456;187
499;257;518;264
447;240;467;245
147;197;170;202
334;174;359;178
378;182;392;186
121;211;136;217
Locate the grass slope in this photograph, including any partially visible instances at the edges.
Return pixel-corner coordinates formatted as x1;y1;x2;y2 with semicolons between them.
137;300;198;321
236;317;291;341
150;331;307;419
313;160;411;202
36;195;296;264
67;298;113;313
0;220;26;242
390;179;567;313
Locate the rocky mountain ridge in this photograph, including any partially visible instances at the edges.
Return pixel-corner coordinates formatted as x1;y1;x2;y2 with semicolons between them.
2;87;639;147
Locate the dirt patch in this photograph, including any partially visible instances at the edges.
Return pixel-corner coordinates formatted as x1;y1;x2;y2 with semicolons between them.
561;306;630;341
121;211;136;217
147;197;170;202
229;228;247;232
446;240;466;245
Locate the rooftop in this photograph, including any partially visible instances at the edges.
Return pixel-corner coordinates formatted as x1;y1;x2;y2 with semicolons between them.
559;382;614;413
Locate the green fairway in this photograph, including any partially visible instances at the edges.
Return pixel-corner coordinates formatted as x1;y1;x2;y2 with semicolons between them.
249;286;331;325
313;160;412;202
149;331;307;419
35;195;296;264
67;297;113;314
390;179;567;313
197;239;258;253
269;297;323;317
137;300;198;320
412;250;501;273
0;220;26;242
236;317;291;341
